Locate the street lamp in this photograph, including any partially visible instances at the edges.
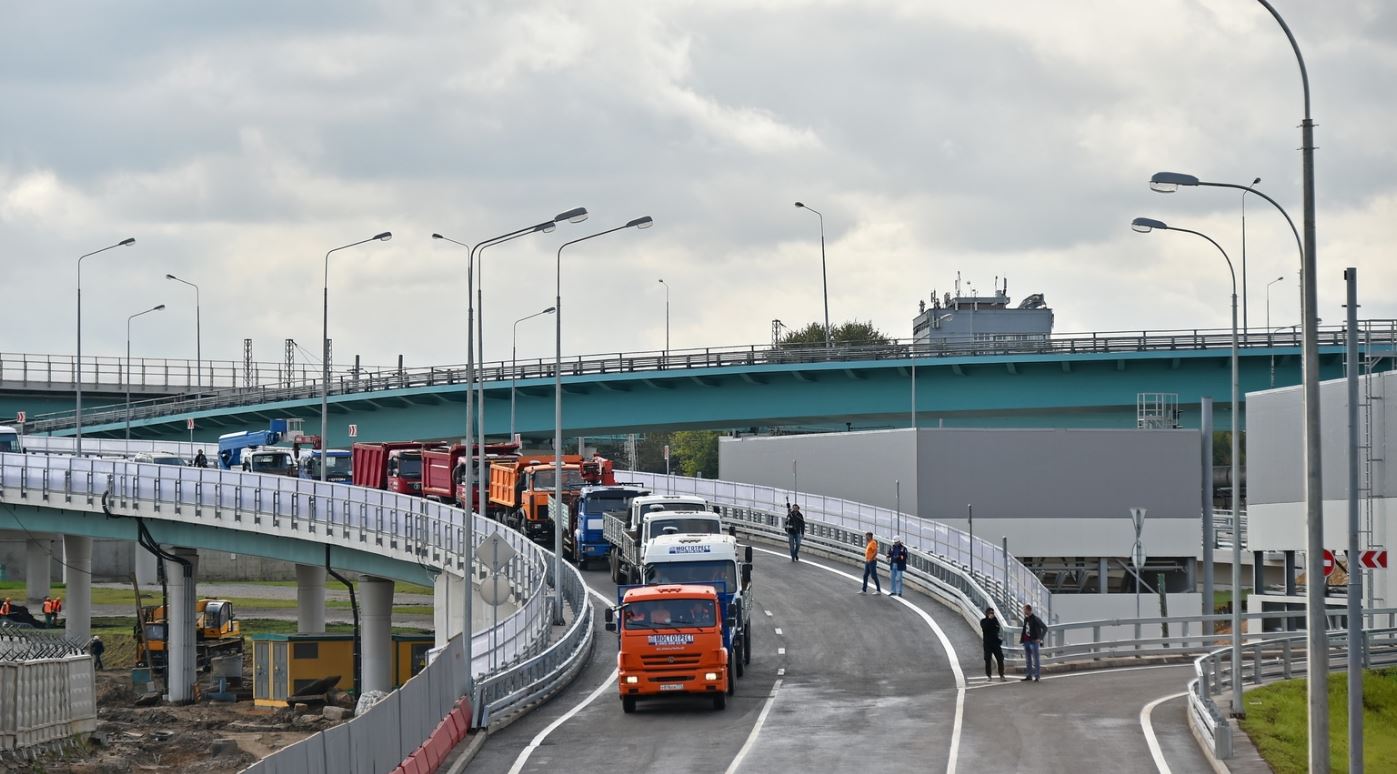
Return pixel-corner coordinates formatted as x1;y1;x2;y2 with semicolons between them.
1241;177;1261;339
125;304;166;441
76;237;135;455
165;274;201;391
793;202;832;349
553;216;653;621
511;307;555;440
1132;216;1243;716
657;278;670;357
321;232;392;481
1266;275;1285;388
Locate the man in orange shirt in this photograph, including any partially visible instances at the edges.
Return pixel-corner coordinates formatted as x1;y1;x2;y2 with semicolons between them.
41;596;54;626
860;532;882;594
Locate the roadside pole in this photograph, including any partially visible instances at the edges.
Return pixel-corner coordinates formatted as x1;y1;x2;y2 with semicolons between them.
1345;267;1363;773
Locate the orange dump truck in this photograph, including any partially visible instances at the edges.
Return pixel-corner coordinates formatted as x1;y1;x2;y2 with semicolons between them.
604;584;729;713
488;454;613;541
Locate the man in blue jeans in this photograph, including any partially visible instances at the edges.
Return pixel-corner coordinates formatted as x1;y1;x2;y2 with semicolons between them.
1020;603;1047;681
887;536;908;596
784;502;806;562
860;532;881;594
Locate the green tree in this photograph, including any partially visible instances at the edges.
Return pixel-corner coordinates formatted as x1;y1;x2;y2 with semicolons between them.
779;320;892;348
670;430;720;478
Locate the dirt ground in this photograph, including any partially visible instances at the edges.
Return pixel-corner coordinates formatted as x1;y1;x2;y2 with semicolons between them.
7;655;334;774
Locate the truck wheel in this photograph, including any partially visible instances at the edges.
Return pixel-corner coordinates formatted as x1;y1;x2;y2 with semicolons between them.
743;628;752;665
713;693;726;711
610;552;621;584
622;696;636;714
726;654;736;695
735;644;745;678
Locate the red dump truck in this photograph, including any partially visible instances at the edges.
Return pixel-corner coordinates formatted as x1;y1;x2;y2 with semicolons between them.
421;442;521;511
351;442;427;495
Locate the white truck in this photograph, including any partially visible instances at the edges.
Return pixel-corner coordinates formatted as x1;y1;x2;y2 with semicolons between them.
640;533;755;680
0;426;20;454
604;494;721;584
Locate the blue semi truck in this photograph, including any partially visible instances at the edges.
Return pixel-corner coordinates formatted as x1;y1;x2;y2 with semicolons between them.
564;484;650;570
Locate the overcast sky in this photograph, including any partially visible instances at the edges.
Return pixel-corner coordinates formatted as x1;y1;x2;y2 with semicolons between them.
3;1;1394;370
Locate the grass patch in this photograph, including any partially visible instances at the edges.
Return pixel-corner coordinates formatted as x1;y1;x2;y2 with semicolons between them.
1238;669;1397;773
246;580;434;595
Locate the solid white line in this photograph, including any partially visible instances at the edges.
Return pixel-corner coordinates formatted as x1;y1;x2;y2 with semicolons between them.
764;610;773;617
964;663;1188;691
1140;691;1188;774
505;586;617;774
774;627;783;636
750;547;966;774
723;678;785;774
777;647;786;655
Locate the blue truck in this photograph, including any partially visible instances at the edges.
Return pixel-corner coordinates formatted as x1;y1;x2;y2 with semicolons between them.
298;449;353;483
564;484;650;570
217;419;294;472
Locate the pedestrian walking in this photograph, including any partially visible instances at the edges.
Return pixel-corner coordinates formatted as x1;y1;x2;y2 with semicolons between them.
860;532;882;594
41;596;54;627
194;449;208;468
887;536;908;596
981;607;1006;681
1020;603;1048;682
784;502;806;562
89;636;105;670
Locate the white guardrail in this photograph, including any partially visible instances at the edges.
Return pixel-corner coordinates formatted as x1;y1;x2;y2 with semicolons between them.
623;471;1051;623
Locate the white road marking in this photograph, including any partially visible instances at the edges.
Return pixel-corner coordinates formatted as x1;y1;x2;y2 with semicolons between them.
777;647;786;655
723;678;785;774
506;586;618;774
777;668;786;676
964;663;1188;691
1140;691;1188;774
774;627;783;636
764;610;773;617
749;547;967;774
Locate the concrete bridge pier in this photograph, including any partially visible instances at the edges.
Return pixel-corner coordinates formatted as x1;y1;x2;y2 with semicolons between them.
360;576;394;694
295;564;327;634
433;572;465;647
165;547;199;704
63;536;92;641
24;538;50;608
133;541;159;588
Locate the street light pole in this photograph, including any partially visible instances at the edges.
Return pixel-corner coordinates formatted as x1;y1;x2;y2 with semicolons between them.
511;307;555;440
554;216;653;622
76;238;136;455
794;202;832;348
1241;177;1261;339
125;304;166;441
165;274;201;391
321;232;392;481
1132;217;1242;716
1266;275;1285;387
658;278;670;356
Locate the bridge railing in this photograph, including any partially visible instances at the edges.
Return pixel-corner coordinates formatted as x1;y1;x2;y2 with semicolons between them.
0;352;390;393
19;436;219;460
622;471;1050;623
16;320;1397;431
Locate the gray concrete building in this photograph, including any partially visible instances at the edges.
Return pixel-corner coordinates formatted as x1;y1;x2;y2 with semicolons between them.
913;278;1053;347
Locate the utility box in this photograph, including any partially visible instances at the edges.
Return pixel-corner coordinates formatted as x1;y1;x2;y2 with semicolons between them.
252;633;354;708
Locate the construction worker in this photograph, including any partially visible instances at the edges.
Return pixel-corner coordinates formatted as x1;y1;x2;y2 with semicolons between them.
41;596;54;626
0;597;12;617
52;596;63;623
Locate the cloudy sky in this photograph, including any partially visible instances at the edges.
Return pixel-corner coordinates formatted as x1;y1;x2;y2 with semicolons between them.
3;1;1394;371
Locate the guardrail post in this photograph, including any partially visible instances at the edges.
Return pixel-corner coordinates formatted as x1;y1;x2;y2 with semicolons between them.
1283;639;1293;679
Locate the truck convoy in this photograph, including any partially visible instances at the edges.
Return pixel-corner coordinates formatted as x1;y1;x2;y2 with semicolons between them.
603;495;720;584
605;583;730;712
565;485;651;569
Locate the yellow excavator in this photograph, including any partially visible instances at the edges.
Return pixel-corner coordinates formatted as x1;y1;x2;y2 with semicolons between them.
135;599;244;671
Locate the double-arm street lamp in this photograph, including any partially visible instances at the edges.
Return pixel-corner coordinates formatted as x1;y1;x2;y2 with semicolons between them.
511;307;556;440
553;216;653;621
1132;216;1243;717
793;202;832;348
125;304;166;441
165;274;202;391
76;237;136;455
321;232;392;481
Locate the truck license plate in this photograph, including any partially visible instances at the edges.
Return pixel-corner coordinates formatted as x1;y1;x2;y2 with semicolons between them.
659;683;684;692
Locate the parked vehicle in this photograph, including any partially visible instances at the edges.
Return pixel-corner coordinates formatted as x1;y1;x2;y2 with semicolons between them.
133;452;188;466
351;442;426;494
0;426;21;454
299;449;352;483
605;583;729;713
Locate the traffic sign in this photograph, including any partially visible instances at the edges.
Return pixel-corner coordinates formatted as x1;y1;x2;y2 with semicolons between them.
347;423;358;438
15;411;25;424
479;573;512;606
478;532;517;573
1323;549;1336;577
663;445;670;461
1130;507;1147;532
186;418;195;431
1360;549;1388;569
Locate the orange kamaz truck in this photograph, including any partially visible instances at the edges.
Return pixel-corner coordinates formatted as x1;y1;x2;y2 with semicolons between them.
605;583;729;713
488;454;614;542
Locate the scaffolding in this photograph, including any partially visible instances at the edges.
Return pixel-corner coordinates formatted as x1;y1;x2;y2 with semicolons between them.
1136;393;1180;430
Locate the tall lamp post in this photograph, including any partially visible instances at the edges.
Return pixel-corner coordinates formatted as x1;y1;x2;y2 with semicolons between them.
1240;177;1261;338
1266;275;1285;387
125;304;166;441
1132;216;1242;716
657;278;670;356
554;216;653;622
321;232;392;481
165;274;202;391
76;237;136;455
511;307;555;440
793;202;832;348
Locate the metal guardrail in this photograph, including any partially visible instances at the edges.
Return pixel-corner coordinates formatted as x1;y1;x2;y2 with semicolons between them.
1187;621;1397;760
622;471;1049;625
18;436;219;461
16;320;1397;430
0;352;390;393
1212;508;1247;550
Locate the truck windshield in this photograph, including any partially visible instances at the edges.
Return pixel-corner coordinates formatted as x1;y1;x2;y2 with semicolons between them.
641;502;706;514
583;491;640;514
532;469;584;490
622;598;717;630
648;517;721;537
0;432;20;453
249;453;291;473
396;456;423;478
645;560;736;590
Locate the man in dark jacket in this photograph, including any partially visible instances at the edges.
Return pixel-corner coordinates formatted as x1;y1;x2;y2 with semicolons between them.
194;450;208;468
89;636;106;670
887;537;909;596
1020;603;1048;682
980;607;1006;681
784;502;806;562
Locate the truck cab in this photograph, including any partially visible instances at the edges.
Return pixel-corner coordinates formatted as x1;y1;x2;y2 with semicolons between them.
241;449;296;476
300;449;352;483
489;456;586;542
352;442;425;494
640;534;754;683
567;485;651;570
642;510;722;544
605;583;729;713
0;426;21;454
604;495;718;584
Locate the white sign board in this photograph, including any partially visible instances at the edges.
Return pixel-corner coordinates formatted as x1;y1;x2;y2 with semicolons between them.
347;423;358;438
479;573;511;607
478;532;517;573
15;411;25;423
187;418;195;430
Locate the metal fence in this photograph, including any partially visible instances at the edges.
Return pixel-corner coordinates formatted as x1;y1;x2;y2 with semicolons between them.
0;651;96;756
622;470;1049;623
16;320;1397;430
0;352;387;393
17;436;219;461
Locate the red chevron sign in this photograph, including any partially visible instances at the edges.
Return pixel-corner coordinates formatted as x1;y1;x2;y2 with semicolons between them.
1360;550;1388;569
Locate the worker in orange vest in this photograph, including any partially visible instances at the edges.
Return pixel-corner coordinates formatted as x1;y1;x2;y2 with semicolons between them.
52;596;63;623
42;596;54;626
0;597;12;616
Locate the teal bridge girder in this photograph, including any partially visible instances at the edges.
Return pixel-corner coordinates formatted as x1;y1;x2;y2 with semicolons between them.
14;324;1397;446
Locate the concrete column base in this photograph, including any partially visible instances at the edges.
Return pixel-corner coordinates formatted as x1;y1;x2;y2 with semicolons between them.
295;564;327;635
133;541;159;588
25;539;49;608
64;536;93;642
165;548;200;704
433;572;466;648
360;576;394;695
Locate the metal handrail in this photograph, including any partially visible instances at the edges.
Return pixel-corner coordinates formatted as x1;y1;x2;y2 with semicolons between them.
16;319;1397;430
0;352;393;393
